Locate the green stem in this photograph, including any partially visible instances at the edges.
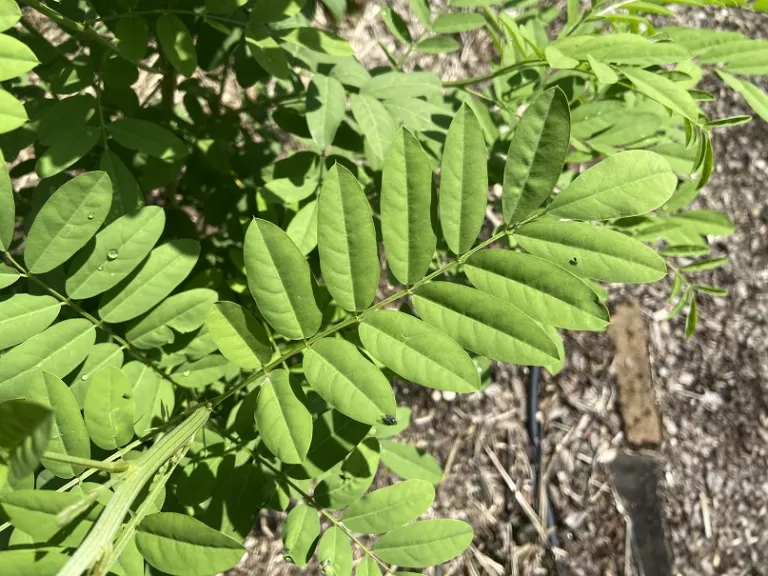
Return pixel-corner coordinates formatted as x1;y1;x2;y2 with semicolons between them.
42;452;130;473
442;60;544;88
57;405;211;576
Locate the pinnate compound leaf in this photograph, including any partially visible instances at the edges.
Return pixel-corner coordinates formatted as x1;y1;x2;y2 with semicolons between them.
0;148;13;251
0;319;95;397
66;206;165;299
0;33;38;81
0;548;69;575
349;93;397;171
282;504;320;567
126;289;217;349
373;519;473;568
0;294;60;351
156;14;197;77
318;526;353;576
0;489;102;545
380;440;443;484
244;218;322;340
98;239;200;323
620;67;700;122
342;479;435;534
382;127;436;285
516;221;667;283
413;282;560;367
360;310;481;393
0;400;51;485
503;88;570;223
206;302;273;370
255;370;312;465
304;338;396;426
107;117;188;160
136;512;245;576
466;250;609;330
23;372;89;479
84;366;134;450
440;103;488;254
307;74;346;149
319;164;380;311
24;171;112;274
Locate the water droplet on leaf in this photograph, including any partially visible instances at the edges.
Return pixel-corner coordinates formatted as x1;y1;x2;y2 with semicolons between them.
182;370;191;377
81;374;89;381
97;265;104;271
87;212;95;220
107;249;118;260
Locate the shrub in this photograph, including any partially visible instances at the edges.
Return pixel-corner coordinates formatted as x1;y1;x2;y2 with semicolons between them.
0;0;756;574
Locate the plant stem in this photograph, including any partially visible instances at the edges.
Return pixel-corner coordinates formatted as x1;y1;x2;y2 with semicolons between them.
442;60;544;88
42;452;131;473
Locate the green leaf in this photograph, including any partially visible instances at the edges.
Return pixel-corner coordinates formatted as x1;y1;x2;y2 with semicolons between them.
0;490;101;546
380;440;443;484
361;71;442;100
282;504;320;567
555;33;691;66
36;95;95;147
717;71;768;123
413;282;560;367
587;54;618;84
0;148;12;251
466;250;609;330
384;97;449;133
205;0;248;14
304;338;396;426
98;239;200;323
136;512;245;576
0;400;51;485
245;29;291;80
24;172;112;274
545;46;579;69
0;262;19;288
503;88;570;224
126;289;217;349
373;406;411;439
382;127;436;285
156;14;197;77
171;355;230;389
115;15;148;63
548;150;677;220
685;296;697;338
107;118;188;160
0;294;60;351
620;67;700;123
349;93;397;171
0;88;27;135
252;0;306;21
356;557;382;576
0;548;69;575
440;103;488;254
409;0;432;28
414;36;461;54
66;205;164;299
381;6;412;43
125;361;173;438
23;372;89;479
330;59;371;89
707;115;752;128
0;319;95;397
35;128;100;178
432;12;486;33
318;526;353;576
255;369;313;465
313;437;380;509
698;39;768;74
318;164;380;311
307;74;346;149
70;343;124;408
694;284;727;297
668;210;734;236
288;409;370;480
206;302;272;370
244;218;322;340
680;256;727;272
286;200;319;257
0;0;21;32
515;221;667;283
0;33;39;81
359;310;481;393
99;150;144;223
342;479;435;534
373;519;473;567
83;366;134;450
279;28;353;56
659;245;710;257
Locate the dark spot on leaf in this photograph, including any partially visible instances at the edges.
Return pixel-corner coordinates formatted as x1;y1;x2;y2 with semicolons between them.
569;257;578;265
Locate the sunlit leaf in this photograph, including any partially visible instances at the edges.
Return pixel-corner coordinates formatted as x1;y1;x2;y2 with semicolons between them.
342;479;435;534
307;74;346;149
206;302;272;370
318;526;353;576
0;400;51;485
83;366;134;450
380;440;443;485
373;519;473;568
0;294;60;351
156;14;197;77
282;504;320;567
